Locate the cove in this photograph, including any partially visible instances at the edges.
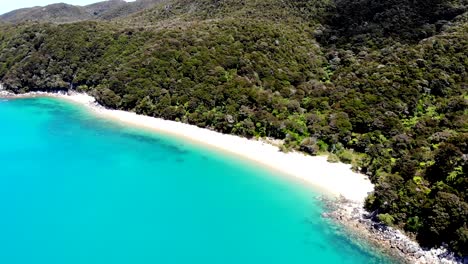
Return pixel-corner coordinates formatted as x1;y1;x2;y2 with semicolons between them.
0;97;395;263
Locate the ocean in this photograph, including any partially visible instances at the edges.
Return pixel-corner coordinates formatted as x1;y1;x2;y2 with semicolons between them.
0;97;395;263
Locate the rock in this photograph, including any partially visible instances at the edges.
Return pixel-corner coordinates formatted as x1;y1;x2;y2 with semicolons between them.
414;251;424;259
417;256;427;264
426;255;438;263
407;245;418;254
396;242;402;250
319;196;466;264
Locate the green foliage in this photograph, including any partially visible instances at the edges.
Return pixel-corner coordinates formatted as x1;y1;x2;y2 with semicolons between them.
0;0;163;23
413;176;423;185
300;137;320;155
406;216;423;232
317;140;329;152
327;154;340;163
0;0;467;255
336;149;355;164
447;166;463;182
378;213;395;226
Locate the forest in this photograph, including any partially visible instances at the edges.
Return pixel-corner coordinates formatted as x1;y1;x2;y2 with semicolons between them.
0;0;466;256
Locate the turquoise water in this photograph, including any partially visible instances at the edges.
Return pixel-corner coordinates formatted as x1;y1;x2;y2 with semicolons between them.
0;97;394;264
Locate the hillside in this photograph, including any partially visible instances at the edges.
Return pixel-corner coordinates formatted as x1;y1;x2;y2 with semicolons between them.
0;0;467;256
0;0;163;23
0;3;92;23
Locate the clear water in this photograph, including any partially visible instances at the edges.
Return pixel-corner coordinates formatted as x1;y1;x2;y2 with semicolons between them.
0;97;395;264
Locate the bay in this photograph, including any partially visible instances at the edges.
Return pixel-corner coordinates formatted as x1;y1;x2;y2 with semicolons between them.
0;97;394;263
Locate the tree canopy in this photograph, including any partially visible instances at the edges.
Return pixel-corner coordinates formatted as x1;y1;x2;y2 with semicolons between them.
0;0;467;256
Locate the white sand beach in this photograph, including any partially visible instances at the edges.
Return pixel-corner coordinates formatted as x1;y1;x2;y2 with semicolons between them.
6;91;375;203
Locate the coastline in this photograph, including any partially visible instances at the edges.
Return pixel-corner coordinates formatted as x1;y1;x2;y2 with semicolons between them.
2;90;465;264
322;197;467;264
1;90;374;203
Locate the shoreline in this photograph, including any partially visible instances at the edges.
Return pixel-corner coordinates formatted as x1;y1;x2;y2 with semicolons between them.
2;90;374;203
321;197;466;264
3;90;465;263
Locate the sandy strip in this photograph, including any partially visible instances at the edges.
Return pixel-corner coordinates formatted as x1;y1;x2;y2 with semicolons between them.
4;91;374;203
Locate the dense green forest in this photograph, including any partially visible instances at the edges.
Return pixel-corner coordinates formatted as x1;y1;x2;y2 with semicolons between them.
0;0;163;23
0;0;466;256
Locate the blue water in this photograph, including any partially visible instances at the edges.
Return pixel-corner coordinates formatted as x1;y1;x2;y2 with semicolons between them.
0;97;394;264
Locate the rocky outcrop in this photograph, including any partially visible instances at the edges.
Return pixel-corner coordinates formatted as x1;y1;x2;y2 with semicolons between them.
321;196;467;264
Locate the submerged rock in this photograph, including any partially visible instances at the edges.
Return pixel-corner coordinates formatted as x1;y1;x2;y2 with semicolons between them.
318;196;467;264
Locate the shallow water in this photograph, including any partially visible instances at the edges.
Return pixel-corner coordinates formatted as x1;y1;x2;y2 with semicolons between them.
0;97;395;263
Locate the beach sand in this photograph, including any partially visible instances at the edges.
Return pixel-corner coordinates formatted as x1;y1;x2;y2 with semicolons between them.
6;91;375;203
